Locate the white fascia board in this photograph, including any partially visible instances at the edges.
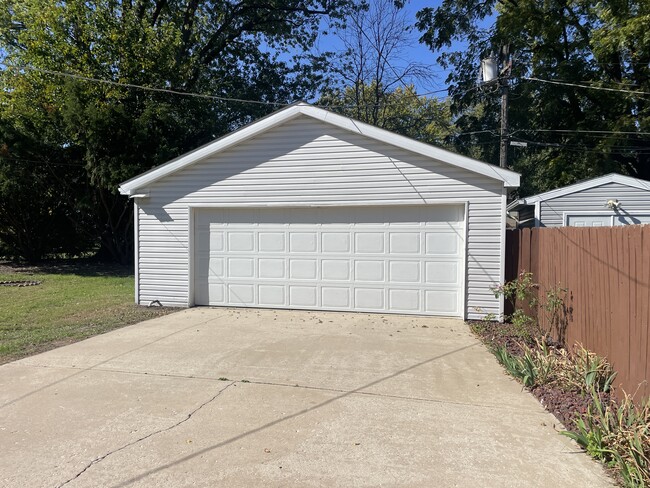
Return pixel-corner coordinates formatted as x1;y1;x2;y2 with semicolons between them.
519;173;650;205
118;105;304;195
506;199;525;211
297;105;521;188
118;102;521;195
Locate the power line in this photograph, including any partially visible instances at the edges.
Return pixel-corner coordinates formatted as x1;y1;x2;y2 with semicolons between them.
11;65;289;106
515;128;650;136
4;64;453;111
524;77;650;96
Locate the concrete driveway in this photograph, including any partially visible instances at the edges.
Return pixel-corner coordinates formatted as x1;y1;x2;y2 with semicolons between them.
1;308;612;488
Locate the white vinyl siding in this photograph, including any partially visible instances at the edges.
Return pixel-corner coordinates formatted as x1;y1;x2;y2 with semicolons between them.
136;115;504;318
540;182;650;227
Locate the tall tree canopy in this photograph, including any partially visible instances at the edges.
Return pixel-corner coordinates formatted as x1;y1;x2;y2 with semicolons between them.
416;0;650;196
0;0;353;261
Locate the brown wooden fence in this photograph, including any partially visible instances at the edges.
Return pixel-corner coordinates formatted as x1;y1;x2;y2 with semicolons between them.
505;226;650;401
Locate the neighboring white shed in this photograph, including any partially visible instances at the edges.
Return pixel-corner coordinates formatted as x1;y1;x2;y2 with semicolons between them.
508;173;650;228
119;102;520;319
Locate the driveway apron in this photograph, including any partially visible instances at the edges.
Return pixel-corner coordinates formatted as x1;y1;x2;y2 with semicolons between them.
0;308;613;487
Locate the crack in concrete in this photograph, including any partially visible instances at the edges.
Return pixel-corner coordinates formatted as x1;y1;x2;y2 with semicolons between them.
55;382;234;488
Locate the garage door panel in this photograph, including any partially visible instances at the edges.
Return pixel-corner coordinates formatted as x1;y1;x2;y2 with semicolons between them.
355;288;385;309
290;286;317;307
389;261;420;283
228;284;254;304
259;258;285;279
322;287;350;308
425;262;460;285
354;260;385;282
228;258;254;278
289;232;318;252
389;233;421;254
289;259;317;279
425;232;461;255
425;290;459;313
259;232;285;252
258;285;285;306
322;259;351;280
354;233;385;254
194;205;464;316
322;232;350;252
389;289;420;312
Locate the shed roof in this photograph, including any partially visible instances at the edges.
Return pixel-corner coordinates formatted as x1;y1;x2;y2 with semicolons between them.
119;101;520;196
507;173;650;211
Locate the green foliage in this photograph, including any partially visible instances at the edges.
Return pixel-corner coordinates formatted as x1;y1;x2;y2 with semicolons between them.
493;339;556;388
563;389;650;486
493;337;617;398
491;272;569;342
415;0;650;195
0;0;354;261
320;83;454;145
491;271;540;340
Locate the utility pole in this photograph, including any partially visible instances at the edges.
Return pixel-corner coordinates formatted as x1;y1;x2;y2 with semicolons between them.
499;44;511;169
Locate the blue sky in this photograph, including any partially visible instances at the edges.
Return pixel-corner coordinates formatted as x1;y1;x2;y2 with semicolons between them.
308;0;497;97
310;0;477;96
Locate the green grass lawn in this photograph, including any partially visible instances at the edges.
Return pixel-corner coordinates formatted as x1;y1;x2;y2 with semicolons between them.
0;261;174;364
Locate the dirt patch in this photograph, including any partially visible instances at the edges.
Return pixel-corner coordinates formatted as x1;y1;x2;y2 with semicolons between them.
468;319;612;436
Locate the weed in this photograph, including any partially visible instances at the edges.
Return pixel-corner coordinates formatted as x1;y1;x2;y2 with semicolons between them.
563;389;650;486
553;344;617;396
493;340;556;389
491;271;541;341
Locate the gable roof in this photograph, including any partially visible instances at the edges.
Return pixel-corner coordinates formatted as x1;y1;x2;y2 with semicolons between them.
507;173;650;210
119;101;520;196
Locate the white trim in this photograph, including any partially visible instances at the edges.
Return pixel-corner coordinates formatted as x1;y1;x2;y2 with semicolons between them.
498;189;507;319
534;201;541;228
133;200;140;305
513;173;650;207
185;199;471;209
119;102;520;195
563;211;615;226
188;202;468;317
461;201;469;320
188;207;195;307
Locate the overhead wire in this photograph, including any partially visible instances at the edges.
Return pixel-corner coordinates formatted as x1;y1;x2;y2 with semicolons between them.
3;64;454;111
524;76;650;96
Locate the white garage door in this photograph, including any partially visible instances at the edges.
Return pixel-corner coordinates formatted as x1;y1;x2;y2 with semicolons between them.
193;205;465;316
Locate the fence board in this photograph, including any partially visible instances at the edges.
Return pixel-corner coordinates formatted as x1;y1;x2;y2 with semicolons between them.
505;225;650;401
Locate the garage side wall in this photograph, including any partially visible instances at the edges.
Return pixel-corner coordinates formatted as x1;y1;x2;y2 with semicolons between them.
136;115;504;319
540;182;650;226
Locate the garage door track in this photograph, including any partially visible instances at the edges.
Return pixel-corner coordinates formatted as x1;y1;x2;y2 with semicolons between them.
0;308;613;487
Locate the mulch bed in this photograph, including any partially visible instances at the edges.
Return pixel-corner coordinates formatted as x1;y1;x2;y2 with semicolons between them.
468;320;612;435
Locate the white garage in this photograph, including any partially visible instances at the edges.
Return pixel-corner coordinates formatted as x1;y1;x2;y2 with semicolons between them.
120;102;520;319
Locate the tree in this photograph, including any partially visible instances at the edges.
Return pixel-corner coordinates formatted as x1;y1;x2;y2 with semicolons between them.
415;0;650;196
0;0;354;261
327;0;435;127
319;83;454;146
